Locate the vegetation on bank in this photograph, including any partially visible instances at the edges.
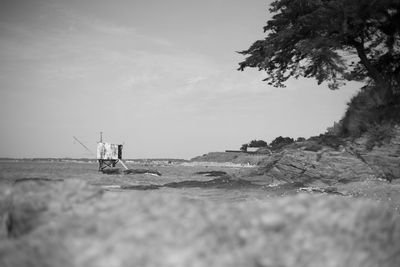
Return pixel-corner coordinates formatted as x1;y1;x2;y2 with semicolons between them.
238;0;400;146
240;140;269;152
241;136;296;152
240;134;343;153
338;85;400;137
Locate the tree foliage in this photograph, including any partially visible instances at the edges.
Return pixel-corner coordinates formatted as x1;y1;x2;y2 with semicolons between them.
296;137;306;142
240;140;268;152
238;0;400;100
240;143;248;151
270;136;294;149
248;139;269;147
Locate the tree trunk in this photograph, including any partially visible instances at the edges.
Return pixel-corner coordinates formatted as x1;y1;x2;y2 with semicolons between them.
354;41;392;105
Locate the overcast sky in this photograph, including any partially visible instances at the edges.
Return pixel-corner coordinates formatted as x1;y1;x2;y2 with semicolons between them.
0;0;360;159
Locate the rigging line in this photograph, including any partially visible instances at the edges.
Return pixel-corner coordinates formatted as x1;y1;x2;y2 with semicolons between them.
73;136;95;156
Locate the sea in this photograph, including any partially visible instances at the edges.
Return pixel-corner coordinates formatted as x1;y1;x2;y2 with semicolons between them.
0;159;300;203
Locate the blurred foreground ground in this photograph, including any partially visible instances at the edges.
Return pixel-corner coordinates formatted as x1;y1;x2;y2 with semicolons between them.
0;161;400;267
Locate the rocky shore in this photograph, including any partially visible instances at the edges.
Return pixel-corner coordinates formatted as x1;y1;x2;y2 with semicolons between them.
1;126;400;267
264;126;399;184
189;125;400;213
196;126;400;186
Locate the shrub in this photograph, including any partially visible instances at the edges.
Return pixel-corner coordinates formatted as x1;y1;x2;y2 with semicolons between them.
365;122;395;150
270;136;294;150
326;121;343;136
339;85;400;137
308;134;344;150
240;144;248;152
248;140;268;147
296;137;306;142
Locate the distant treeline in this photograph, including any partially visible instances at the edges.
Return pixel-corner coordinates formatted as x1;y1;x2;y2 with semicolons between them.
241;137;301;152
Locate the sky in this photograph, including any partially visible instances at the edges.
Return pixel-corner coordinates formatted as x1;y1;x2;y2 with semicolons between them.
0;0;360;159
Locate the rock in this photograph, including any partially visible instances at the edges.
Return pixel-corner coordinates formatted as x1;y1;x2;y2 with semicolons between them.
253;125;400;185
123;169;162;176
120;176;257;190
101;169;122;175
350;125;400;180
298;186;345;195
191;152;269;165
194;171;228;177
0;182;399;267
256;146;377;186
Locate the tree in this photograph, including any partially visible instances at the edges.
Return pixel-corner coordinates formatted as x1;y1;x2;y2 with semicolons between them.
270;136;294;149
248;139;269;147
240;143;248;152
238;0;400;103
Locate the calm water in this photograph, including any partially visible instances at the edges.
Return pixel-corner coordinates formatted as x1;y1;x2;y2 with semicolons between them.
0;160;299;202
